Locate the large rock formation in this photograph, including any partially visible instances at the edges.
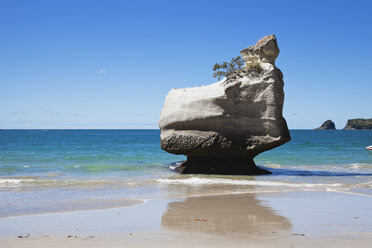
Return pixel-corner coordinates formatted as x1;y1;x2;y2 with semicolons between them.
343;118;372;130
315;120;336;130
159;35;290;175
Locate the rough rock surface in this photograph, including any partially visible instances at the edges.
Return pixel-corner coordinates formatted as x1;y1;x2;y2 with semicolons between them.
343;118;372;130
159;35;290;175
315;120;336;130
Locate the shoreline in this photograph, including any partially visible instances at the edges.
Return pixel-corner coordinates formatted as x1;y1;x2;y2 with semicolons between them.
1;190;372;247
2;188;371;219
0;198;146;219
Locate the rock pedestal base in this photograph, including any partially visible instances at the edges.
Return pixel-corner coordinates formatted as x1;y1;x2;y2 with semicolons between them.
173;156;271;175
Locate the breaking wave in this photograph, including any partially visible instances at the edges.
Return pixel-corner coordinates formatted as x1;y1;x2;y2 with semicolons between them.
157;177;342;188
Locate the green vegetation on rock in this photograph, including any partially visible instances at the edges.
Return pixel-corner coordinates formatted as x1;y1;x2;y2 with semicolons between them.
213;56;244;80
343;118;372;130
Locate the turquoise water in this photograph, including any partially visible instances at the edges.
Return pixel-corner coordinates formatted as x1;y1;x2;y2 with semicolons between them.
0;129;371;217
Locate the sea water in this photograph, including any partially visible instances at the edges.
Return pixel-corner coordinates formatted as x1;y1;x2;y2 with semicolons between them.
0;130;371;217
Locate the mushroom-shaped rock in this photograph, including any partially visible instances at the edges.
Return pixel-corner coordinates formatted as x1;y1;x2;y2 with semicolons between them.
159;35;290;175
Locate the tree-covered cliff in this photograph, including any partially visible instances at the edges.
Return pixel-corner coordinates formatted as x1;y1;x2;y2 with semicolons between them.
343;118;372;130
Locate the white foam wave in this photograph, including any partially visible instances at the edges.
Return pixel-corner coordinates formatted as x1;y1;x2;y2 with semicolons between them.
263;164;281;168
157;178;342;188
0;178;141;188
261;163;372;171
0;179;34;185
355;181;372;188
348;163;372;170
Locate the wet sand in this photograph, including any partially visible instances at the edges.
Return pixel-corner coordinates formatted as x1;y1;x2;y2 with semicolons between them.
1;191;372;247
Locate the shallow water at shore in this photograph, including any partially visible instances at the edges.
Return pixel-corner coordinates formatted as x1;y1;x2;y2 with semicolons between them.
0;129;371;217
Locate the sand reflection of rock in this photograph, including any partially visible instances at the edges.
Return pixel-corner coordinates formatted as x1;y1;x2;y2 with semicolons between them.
161;194;291;235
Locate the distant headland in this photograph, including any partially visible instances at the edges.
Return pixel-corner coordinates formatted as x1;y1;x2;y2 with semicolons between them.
343;118;372;130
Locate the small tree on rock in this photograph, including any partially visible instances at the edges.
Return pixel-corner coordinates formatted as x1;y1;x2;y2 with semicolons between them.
213;56;244;80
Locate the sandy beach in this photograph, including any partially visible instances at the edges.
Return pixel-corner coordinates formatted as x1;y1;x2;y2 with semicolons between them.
1;191;372;248
2;0;372;247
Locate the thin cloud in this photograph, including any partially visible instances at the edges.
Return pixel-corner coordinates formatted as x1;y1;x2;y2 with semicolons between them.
45;110;60;115
96;68;107;74
11;112;27;115
74;113;88;117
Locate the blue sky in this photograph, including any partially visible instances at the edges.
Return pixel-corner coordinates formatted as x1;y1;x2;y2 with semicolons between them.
1;0;371;129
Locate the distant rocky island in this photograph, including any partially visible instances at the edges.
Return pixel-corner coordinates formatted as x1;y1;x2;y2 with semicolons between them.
343;118;372;130
315;118;372;130
159;35;290;175
315;120;336;130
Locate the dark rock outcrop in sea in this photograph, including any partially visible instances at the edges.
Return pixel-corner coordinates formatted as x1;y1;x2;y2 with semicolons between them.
159;35;290;175
343;118;372;130
315;120;336;130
